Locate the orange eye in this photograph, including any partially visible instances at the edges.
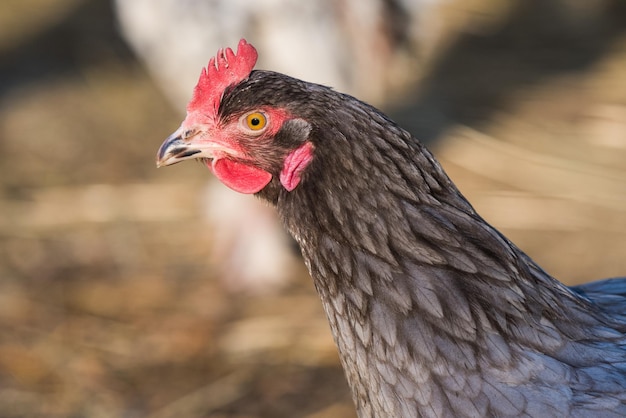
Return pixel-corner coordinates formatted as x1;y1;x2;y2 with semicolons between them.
245;112;267;131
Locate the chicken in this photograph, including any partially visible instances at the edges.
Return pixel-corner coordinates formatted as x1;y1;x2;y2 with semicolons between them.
114;0;441;293
156;39;626;417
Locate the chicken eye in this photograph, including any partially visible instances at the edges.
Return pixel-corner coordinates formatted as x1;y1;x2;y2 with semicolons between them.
245;112;267;131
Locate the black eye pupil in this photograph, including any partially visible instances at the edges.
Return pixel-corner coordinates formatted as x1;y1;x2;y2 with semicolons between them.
250;117;260;126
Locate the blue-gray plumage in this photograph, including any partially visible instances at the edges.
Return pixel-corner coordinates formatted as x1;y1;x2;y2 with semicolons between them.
156;41;626;417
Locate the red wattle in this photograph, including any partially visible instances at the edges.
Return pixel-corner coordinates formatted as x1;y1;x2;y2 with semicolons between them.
212;159;272;194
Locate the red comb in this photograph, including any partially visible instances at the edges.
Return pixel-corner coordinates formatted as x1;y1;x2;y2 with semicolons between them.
187;39;258;116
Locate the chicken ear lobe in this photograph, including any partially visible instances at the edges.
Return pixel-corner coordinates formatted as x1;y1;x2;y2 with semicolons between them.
277;119;314;191
280;141;315;191
211;158;272;194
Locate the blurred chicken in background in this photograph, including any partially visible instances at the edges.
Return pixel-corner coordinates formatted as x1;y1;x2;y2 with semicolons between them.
115;0;424;292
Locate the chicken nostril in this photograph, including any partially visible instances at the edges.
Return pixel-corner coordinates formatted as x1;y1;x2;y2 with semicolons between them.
182;130;194;140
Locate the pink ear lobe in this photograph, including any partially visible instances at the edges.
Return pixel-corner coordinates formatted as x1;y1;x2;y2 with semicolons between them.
280;142;315;191
212;159;272;194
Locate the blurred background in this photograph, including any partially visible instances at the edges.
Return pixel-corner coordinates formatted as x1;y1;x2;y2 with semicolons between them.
0;0;625;417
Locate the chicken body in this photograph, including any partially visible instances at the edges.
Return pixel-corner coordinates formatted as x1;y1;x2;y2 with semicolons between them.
157;41;626;417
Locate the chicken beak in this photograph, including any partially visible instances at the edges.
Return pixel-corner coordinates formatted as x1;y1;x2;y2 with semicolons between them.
156;127;205;167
